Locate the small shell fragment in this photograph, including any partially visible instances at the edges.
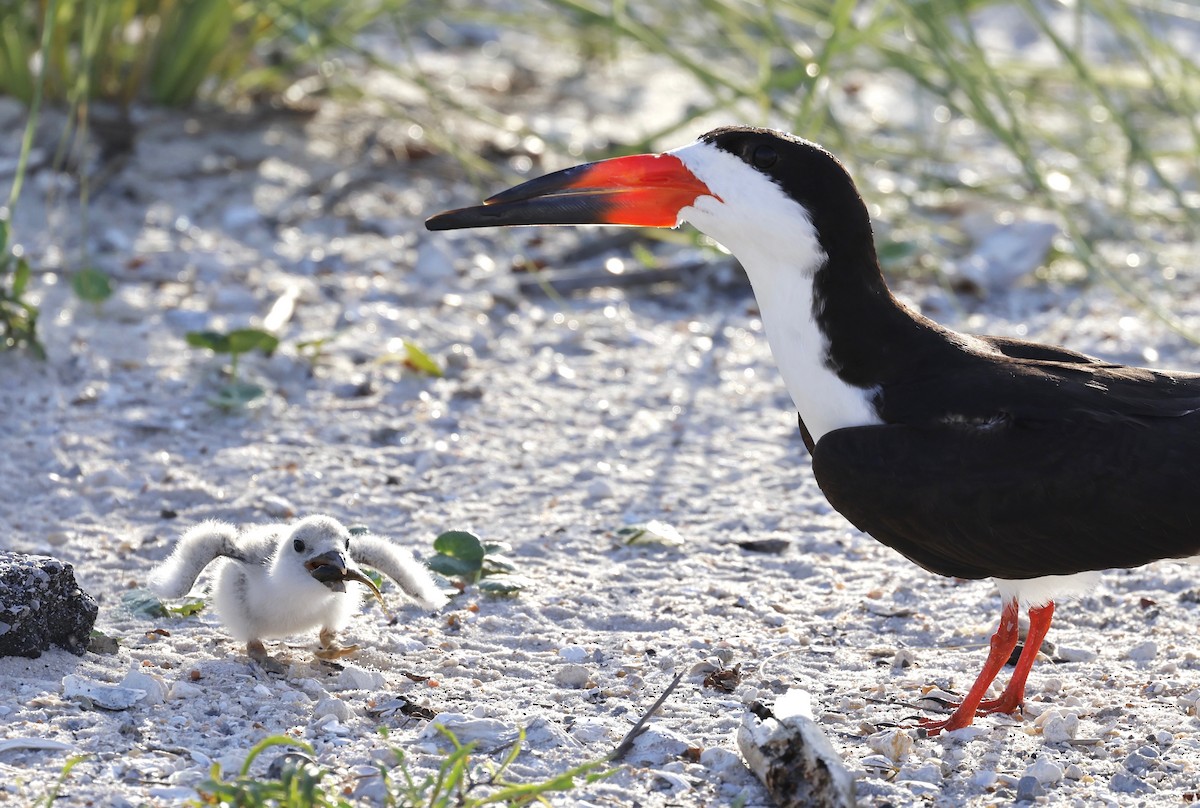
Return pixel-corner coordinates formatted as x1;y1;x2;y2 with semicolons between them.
62;675;147;711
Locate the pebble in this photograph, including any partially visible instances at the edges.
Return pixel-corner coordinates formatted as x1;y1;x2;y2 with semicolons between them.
1055;646;1097;663
969;769;997;788
586;479;615;500
147;786;198;802
650;769;691;794
1122;746;1158;773
897;763;940;784
555;663;592;688
861;754;898;771
1035;709;1079;743
123;665;167;705
900;781;941;798
1124;640;1157;663
168;681;204;700
558;644;589;663
314;697;351;722
420;713;519;749
1016;774;1046;801
332;665;385;692
569;718;610;744
1024;755;1063;785
1109;771;1150;793
261;495;296;519
866;728;914;763
699;747;744;778
623;725;691;766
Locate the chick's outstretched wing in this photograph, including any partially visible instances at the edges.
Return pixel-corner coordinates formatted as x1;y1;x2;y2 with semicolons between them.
349;533;449;610
148;521;247;598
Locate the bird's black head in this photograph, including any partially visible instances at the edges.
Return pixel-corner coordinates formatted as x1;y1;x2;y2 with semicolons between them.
695;126;877;268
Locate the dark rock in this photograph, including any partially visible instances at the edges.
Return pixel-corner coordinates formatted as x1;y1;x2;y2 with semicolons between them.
1016;775;1045;801
0;553;98;657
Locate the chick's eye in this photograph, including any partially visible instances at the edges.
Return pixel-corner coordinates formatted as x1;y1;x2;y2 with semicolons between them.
751;144;778;169
293;539;306;553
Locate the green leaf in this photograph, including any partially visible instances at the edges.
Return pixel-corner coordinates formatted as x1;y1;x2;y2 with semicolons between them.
481;553;518;575
427;554;482;579
166;597;206;617
11;258;30;297
362;568;385;592
71;267;113;303
186;330;232;354
433;531;485;563
226;328;279;357
122;589;169;619
478;574;531;595
483;540;514;555
186;329;278;358
403;339;443;377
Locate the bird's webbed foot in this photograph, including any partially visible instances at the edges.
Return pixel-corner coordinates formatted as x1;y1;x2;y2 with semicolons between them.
315;627;360;660
247;639;288;674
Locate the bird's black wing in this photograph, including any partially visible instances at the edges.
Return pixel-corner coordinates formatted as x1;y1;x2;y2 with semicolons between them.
979;334;1110;365
811;415;1200;580
881;339;1200;426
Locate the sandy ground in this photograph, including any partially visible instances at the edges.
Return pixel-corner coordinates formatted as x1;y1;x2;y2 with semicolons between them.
4;25;1200;808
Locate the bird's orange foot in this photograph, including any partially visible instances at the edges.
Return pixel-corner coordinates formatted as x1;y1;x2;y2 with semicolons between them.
975;694;1024;718
917;709;976;735
916;694;1024;735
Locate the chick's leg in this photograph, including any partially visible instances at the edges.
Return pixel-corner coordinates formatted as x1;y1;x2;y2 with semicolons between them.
315;627;359;660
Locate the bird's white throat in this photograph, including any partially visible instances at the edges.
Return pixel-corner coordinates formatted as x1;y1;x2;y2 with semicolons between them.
672;141;881;442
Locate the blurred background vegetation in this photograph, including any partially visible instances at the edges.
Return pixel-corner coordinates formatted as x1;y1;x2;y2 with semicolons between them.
1;0;1198;353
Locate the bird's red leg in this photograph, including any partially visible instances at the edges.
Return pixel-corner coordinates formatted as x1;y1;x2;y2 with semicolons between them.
975;601;1054;716
919;599;1020;734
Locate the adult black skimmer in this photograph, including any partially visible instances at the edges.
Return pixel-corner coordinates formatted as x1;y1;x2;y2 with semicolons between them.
426;126;1200;733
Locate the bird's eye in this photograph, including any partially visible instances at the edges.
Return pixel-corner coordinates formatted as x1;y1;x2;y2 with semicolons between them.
293;539;306;553
751;144;778;170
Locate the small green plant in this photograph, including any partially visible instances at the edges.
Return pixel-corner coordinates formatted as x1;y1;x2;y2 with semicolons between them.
0;0;404;107
195;729;611;807
43;754;88;808
195;737;342;808
297;332;345;367
70;267;113;305
427;532;528;595
377;339;444;378
0;222;42;358
186;328;280;409
0;0;54;359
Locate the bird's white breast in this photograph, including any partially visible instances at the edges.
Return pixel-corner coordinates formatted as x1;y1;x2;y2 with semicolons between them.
672;142;881;442
214;561;361;641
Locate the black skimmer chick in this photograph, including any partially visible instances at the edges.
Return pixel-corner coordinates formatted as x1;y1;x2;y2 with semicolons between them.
426;126;1200;733
150;515;448;667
